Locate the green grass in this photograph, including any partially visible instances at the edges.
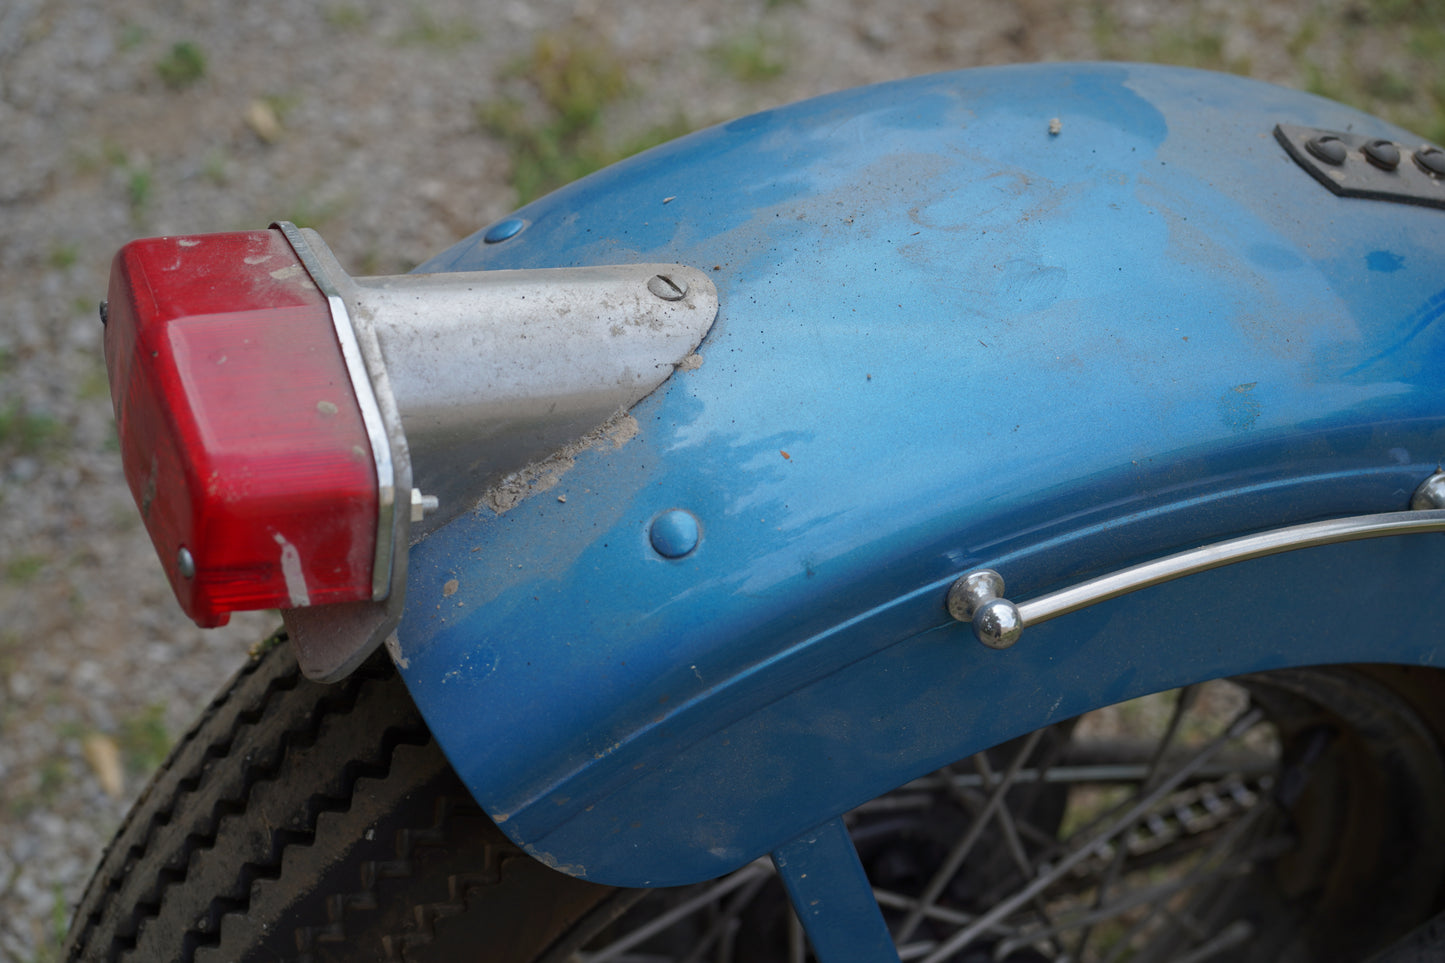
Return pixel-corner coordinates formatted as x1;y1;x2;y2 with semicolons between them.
477;31;694;204
1089;2;1445;148
0;403;63;455
155;41;206;90
5;555;46;584
323;4;367;30
276;188;347;232
118;704;172;775
127;167;151;219
47;244;78;270
396;4;480;49
712;26;789;83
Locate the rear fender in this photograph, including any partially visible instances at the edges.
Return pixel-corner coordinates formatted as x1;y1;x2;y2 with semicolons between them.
392;63;1445;886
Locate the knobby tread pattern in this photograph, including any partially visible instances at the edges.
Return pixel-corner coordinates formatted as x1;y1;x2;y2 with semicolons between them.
64;637;615;963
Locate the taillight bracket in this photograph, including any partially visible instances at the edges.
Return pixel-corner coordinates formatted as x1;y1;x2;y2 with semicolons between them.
106;222;718;682
272;222;417;681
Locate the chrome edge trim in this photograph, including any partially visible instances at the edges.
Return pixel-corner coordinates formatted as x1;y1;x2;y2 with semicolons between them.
272;221;397;600
951;470;1445;648
1017;507;1445;630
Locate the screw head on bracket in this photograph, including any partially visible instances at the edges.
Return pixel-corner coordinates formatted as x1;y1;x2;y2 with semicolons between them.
647;274;689;301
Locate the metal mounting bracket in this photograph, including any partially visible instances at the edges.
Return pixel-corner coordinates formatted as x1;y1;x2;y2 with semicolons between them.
274;224;720;681
1275;123;1445;210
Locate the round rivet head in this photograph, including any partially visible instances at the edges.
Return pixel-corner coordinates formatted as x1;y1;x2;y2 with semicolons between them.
1363;139;1401;171
649;509;700;558
1306;135;1348;166
177;547;196;579
483;218;526;244
1415;146;1445;177
974;598;1023;650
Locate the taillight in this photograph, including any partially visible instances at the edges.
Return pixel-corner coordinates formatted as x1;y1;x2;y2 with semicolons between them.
104;228;379;626
101;220;717;680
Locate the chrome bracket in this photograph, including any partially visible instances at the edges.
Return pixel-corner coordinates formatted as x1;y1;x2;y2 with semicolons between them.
271;223;720;681
950;470;1445;649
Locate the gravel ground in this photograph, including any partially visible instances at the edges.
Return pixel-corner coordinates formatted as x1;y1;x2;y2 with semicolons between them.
0;1;1434;959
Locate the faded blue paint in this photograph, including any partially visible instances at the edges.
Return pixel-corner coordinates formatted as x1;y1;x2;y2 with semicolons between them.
397;64;1445;886
649;508;701;559
1368;250;1405;273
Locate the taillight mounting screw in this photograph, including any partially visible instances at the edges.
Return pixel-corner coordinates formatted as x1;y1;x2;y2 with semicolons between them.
177;547;196;579
99;300;109;326
647;274;689;301
410;488;439;522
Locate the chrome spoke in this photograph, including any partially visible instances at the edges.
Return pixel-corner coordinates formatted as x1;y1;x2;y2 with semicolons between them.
580;860;773;963
971;751;1062;950
580;682;1295;963
919;707;1266;963
674;873;768;963
1172;920;1253;963
863;757;1277;802
1072;685;1198;959
895;728;1047;943
996;811;1282;958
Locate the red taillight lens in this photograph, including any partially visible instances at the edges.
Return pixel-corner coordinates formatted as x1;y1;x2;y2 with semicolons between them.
105;229;378;626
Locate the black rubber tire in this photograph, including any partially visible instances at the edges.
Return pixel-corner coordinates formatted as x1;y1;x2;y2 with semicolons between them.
63;633;1445;963
62;635;615;963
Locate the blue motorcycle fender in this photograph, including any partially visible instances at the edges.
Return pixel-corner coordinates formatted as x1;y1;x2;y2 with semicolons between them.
390;63;1445;887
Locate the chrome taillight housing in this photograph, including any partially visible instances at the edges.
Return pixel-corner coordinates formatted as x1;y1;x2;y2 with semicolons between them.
103;222;718;679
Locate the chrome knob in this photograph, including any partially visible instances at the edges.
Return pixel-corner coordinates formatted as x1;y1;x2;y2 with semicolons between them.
946;569;1023;649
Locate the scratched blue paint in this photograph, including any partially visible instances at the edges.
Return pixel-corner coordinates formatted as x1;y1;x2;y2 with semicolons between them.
398;64;1445;886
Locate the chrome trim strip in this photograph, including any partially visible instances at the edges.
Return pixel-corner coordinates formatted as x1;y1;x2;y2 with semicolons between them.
951;471;1445;648
273;221;396;600
1019;507;1445;629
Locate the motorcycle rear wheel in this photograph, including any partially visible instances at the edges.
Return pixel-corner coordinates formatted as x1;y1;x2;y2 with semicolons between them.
63;637;1445;963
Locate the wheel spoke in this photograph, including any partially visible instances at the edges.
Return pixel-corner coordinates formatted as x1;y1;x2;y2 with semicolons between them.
919;706;1266;963
1171;920;1253;963
895;728;1047;943
1072;685;1198;959
862;755;1277;803
971;750;1063;950
675;873;769;963
997;811;1285;958
580;860;773;963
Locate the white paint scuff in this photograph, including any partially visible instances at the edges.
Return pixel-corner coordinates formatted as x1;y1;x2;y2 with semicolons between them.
273;532;311;607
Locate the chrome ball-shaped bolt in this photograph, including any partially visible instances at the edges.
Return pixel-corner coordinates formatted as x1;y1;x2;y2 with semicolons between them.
973;597;1023;649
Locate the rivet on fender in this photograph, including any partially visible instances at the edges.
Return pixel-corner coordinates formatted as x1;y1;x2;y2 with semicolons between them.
650;509;701;559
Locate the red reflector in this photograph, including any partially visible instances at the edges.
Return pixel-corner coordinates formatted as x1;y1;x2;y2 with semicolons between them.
105;229;378;626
